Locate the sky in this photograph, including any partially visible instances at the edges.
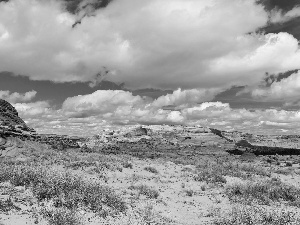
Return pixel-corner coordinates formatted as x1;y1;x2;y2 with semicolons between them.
0;0;300;136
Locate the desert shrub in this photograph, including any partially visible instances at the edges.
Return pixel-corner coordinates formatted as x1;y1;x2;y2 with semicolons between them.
195;161;269;184
195;170;227;184
238;164;271;177
181;167;194;173
130;185;159;199
116;166;123;172
35;173;126;212
65;158;123;172
185;189;195;197
271;177;281;182
142;205;154;223
214;205;300;225
66;161;96;169
144;166;159;174
0;198;15;212
0;164;126;213
41;207;82;225
0;164;41;186
274;168;293;175
122;161;133;169
94;205;175;225
201;184;207;191
226;180;300;206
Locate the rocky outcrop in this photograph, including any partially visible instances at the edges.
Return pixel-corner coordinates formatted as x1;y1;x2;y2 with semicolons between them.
0;99;27;128
0;99;80;151
39;134;81;149
235;140;253;148
209;128;233;142
0;99;36;140
124;126;148;137
132;126;148;136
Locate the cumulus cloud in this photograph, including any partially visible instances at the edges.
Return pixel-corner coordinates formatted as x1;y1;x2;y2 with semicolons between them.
3;0;300;135
210;32;300;85
181;102;300;133
248;71;300;104
151;88;221;108
0;90;36;103
62;90;146;118
11;89;293;135
14;101;51;116
0;0;300;90
270;6;300;23
62;88;222;121
11;89;300;135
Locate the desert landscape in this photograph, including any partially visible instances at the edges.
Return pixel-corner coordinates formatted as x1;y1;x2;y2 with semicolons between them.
1;0;300;224
2;99;300;225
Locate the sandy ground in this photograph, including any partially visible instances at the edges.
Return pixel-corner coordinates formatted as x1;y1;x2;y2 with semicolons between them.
2;143;300;225
0;154;229;225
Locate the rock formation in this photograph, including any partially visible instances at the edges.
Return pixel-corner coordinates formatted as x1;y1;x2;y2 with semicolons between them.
124;126;148;137
0;99;80;152
0;99;28;128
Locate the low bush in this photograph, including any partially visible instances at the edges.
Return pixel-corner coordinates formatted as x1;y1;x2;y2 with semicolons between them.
185;189;195;197
214;205;300;225
41;207;82;225
226;179;300;206
195;161;270;184
66;161;95;170
144;166;159;174
0;198;16;212
238;164;271;177
130;185;160;199
274;168;293;175
195;171;227;184
122;161;133;169
0;164;126;213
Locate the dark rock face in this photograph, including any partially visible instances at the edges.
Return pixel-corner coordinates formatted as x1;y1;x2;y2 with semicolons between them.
0;99;37;143
252;146;300;155
0;99;27;127
0;99;80;150
124;126;148;137
235;140;253;148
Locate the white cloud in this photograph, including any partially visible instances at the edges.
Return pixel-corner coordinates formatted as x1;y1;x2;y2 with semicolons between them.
62;90;146;117
270;7;300;23
10;89;300;135
181;103;300;133
0;90;36;103
151;88;220;108
0;0;300;90
14;101;50;116
250;71;300;103
263;121;289;126
210;32;300;86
